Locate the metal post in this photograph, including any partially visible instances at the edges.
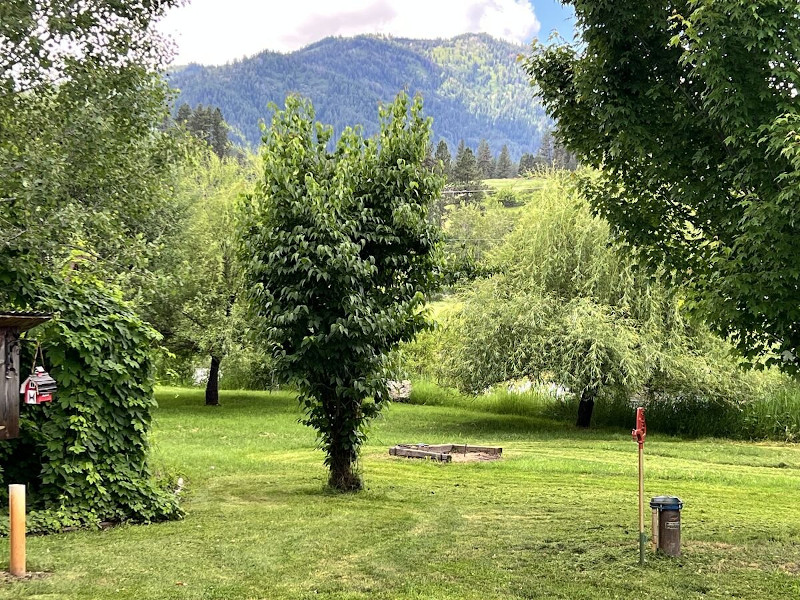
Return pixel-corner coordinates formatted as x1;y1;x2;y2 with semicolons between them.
638;444;645;565
632;407;647;566
9;484;25;577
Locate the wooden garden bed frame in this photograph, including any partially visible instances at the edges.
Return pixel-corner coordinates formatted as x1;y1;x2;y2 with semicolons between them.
388;443;502;463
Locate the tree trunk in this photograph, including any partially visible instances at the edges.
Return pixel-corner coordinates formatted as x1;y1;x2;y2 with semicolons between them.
205;355;220;406
328;431;362;492
576;388;596;428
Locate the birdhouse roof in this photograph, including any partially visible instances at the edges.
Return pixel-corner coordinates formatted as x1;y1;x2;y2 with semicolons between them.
0;312;52;332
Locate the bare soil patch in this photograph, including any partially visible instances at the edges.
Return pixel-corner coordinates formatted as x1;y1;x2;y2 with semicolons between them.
0;571;51;583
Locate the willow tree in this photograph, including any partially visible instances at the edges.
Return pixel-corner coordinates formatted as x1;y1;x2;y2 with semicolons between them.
523;1;800;373
239;93;442;491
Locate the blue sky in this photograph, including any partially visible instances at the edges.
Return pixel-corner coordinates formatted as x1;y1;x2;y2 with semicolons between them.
159;1;577;66
532;1;576;42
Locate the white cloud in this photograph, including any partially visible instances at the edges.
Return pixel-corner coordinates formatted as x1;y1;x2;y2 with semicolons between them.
158;0;540;65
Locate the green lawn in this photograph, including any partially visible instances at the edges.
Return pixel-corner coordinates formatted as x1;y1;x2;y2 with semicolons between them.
2;388;799;599
483;177;545;196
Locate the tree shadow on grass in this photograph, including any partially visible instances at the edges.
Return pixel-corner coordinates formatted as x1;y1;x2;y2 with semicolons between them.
156;388;299;416
378;404;630;443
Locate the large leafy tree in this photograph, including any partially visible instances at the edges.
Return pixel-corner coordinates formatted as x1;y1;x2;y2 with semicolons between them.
435;175;766;428
1;0;184;290
523;1;800;372
239;93;442;491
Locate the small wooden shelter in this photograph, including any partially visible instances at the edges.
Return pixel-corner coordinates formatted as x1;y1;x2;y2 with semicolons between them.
0;312;51;440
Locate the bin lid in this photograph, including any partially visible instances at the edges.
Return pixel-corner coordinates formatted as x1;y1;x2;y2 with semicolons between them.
650;495;683;510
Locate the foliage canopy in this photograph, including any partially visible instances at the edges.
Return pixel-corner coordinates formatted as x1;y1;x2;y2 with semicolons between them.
522;0;800;373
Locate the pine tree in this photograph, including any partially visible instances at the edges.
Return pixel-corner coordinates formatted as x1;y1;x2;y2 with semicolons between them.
450;145;485;203
434;140;452;177
518;153;536;175
210;107;229;158
177;104;230;158
496;145;515;179
176;103;192;124
536;131;554;166
452;147;480;184
476;139;493;179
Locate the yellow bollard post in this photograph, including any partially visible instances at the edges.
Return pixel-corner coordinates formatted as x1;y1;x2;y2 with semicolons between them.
9;484;25;578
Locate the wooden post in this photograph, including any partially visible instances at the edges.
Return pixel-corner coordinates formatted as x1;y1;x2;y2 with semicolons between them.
9;484;25;577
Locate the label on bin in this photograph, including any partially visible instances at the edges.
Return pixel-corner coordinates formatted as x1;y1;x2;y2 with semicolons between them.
664;521;680;530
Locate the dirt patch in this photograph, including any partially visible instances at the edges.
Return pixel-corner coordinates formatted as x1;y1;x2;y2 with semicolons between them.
450;452;502;463
389;443;502;463
0;571;51;583
780;562;800;575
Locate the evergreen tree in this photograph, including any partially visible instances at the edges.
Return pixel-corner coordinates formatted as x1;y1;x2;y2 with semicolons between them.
452;147;481;184
535;131;554;167
176;103;192;124
450;145;485;203
210;107;228;158
524;0;800;371
534;130;577;170
176;103;230;158
496;145;515;178
476;139;493;179
518;153;536;175
434;140;452;177
455;139;466;162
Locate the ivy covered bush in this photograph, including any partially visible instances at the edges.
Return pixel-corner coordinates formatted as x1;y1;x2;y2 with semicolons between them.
0;275;182;534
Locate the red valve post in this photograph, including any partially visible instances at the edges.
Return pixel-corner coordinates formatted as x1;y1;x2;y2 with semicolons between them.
632;407;646;448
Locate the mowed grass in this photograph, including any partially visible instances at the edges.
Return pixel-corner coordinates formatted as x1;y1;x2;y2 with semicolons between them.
2;388;800;599
483;178;546;196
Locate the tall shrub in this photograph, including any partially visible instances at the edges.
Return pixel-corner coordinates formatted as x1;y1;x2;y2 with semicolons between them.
239;93;442;490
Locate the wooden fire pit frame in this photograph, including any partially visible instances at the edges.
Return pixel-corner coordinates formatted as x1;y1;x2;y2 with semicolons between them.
388;443;502;463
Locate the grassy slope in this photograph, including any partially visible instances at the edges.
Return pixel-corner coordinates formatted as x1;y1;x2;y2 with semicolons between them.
483;178;545;195
1;388;799;599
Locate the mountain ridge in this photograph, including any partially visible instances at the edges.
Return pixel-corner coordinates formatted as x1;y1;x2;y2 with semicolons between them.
168;33;548;158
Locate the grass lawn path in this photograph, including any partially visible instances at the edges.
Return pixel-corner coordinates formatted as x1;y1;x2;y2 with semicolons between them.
1;388;799;599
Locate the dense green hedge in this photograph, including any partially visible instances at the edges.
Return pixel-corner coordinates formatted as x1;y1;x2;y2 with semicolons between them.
0;274;182;534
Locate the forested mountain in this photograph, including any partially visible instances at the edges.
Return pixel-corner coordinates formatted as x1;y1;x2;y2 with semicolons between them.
168;34;548;158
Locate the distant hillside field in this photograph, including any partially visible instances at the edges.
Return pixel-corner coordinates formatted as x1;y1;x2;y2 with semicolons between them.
168;34;548;158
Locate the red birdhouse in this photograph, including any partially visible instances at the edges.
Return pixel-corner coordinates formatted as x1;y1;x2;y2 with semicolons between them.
1;312;52;438
20;366;57;405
